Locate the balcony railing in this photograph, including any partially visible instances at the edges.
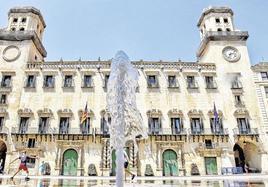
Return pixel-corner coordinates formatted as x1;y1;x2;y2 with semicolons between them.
233;128;259;135
206;81;217;89
11;127;92;135
147;128;187;135
187;81;199;89
189;128;228;135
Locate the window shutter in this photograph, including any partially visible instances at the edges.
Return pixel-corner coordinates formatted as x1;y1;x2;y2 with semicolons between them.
52;76;55;87
200;118;203;132
190;119;193;132
82;75;85;87
246;118;250;129
33;75;36;87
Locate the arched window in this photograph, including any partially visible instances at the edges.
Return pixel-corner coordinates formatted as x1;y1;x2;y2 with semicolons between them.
217;28;222;32
226;28;231;32
19;27;25;31
11;27;16;31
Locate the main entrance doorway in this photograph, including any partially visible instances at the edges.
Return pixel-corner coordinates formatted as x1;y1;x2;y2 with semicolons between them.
162;149;178;176
62;149;78;176
205;157;217;175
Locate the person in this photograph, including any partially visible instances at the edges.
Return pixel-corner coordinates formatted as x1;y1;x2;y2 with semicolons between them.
39;161;45;175
9;151;38;180
123;150;135;180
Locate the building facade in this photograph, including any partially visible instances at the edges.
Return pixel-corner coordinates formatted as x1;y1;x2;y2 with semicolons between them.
0;6;267;176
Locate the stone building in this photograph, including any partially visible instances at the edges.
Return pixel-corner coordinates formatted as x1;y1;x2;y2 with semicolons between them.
0;6;266;176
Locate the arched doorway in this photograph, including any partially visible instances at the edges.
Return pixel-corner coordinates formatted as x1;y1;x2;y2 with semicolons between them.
0;141;7;173
62;149;78;176
233;142;261;173
110;148;130;176
162;149;178;176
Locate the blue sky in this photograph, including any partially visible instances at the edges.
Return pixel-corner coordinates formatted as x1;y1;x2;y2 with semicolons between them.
0;0;268;64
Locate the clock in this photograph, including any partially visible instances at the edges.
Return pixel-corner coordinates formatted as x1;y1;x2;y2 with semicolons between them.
222;46;240;62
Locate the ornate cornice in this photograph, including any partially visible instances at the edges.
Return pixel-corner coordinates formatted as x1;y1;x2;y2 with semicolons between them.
188;109;203;117
37;108;53;117
26;61;216;72
233;108;249;117
57;109;73;117
0;108;8;117
207;109;223;117
78;109;94;117
147;109;162;117
251;62;268;72
18;108;33;117
197;31;248;57
0;30;47;57
168;109;183;117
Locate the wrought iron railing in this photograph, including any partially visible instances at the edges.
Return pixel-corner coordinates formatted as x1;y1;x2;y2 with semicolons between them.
233;128;259;135
189;128;228;135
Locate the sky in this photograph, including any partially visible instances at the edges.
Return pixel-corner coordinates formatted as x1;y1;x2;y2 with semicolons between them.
0;0;268;64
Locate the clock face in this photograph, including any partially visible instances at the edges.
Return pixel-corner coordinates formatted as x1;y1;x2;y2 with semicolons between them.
2;45;21;62
222;46;240;62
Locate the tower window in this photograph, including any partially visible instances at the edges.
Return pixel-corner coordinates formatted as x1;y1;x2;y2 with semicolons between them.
21;18;27;23
224;18;228;23
0;94;7;104
19;27;25;31
261;72;268;80
264;87;268;98
217;28;222;32
215;18;220;23
11;27;16;31
13;18;18;23
226;28;231;32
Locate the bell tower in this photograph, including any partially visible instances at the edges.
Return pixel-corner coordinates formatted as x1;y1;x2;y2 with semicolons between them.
197;6;235;40
0;6;47;63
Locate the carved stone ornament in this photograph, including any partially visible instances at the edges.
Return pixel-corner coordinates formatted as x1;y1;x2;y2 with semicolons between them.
188;109;203;117
88;164;97;176
208;109;223;117
222;46;241;62
146;109;162;117
57;109;73;117
233;108;249;117
191;163;200;175
37;108;53;117
145;164;154;176
2;45;21;62
0;108;8;117
18;108;33;117
168;109;183;117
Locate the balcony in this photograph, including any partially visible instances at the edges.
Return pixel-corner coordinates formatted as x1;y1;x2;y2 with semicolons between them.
233;128;259;136
14;142;45;151
235;101;245;108
189;128;228;136
0;83;12;92
195;142;222;156
12;127;52;134
147;128;187;135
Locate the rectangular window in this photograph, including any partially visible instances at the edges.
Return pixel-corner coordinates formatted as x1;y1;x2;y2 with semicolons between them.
43;75;55;88
210;118;223;134
234;95;244;106
191;118;203;134
223;18;228;23
237;118;250;134
147;75;158;88
205;140;213;149
265;87;268;98
81;117;90;134
25;75;36;88
205;76;216;89
1;75;12;88
149;117;161;134
38;117;49;134
101;117;110;134
104;74;110;89
27;138;36;148
83;75;92;88
261;72;268;80
187;76;198;89
231;77;242;89
168;76;177;88
215;18;220;23
19;117;29;134
0;117;4;132
0;94;7;104
64;75;73;88
59;117;69;134
171;118;182;134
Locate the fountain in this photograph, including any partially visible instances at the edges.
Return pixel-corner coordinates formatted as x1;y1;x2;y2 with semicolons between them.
107;51;148;187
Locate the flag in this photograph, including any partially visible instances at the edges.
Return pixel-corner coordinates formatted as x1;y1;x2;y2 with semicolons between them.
81;103;88;125
213;102;219;127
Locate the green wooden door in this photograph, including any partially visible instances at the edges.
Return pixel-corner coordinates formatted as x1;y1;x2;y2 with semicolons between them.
62;149;78;176
205;157;217;175
163;150;178;176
